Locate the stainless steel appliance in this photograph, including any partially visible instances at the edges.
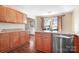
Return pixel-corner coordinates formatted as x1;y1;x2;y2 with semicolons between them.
53;33;74;53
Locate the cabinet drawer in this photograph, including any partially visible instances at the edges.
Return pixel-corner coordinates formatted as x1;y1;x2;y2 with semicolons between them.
43;32;51;35
35;32;42;37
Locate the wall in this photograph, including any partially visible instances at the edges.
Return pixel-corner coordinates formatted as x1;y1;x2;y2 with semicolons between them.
0;23;25;30
26;17;35;34
35;13;73;33
72;6;79;35
35;16;43;32
62;12;73;33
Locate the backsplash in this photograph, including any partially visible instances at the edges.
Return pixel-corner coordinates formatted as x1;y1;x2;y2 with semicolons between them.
0;23;25;31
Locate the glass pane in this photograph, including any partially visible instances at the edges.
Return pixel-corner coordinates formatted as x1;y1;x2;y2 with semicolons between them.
52;16;58;32
43;17;51;30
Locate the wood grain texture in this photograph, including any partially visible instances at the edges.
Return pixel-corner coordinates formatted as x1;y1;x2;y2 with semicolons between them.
0;6;27;23
73;35;79;53
35;32;52;53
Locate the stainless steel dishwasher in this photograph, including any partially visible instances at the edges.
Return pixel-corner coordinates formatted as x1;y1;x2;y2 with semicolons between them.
53;33;74;53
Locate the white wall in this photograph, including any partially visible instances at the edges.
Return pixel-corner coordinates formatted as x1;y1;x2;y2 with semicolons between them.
72;6;79;35
62;12;73;33
0;23;25;30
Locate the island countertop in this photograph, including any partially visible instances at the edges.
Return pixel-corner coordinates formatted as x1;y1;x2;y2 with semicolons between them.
35;31;74;35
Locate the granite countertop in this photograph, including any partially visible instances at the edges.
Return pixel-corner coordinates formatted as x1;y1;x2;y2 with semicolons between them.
0;29;26;33
36;31;79;36
36;31;74;35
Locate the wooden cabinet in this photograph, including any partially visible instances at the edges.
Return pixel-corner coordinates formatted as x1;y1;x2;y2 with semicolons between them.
73;35;79;53
6;8;16;23
0;33;9;52
35;32;43;51
23;14;27;24
0;6;7;22
35;32;52;53
19;32;26;45
16;11;23;23
19;31;29;45
16;12;27;24
25;32;29;43
0;31;29;52
43;33;52;52
0;6;27;24
9;32;20;49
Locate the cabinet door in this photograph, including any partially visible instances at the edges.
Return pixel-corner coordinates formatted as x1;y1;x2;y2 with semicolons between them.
9;32;20;49
25;32;29;43
43;33;52;52
74;35;79;53
35;32;43;51
19;32;26;45
22;14;27;24
0;6;7;22
6;8;16;23
16;11;23;23
0;33;9;52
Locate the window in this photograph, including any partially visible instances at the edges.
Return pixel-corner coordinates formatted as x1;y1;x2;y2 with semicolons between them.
43;17;51;30
52;16;58;32
43;16;62;32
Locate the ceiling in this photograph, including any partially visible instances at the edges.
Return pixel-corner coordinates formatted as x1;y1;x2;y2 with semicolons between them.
7;5;77;19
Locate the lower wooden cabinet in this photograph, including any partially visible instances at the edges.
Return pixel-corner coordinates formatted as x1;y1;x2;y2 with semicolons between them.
0;31;29;52
73;35;79;53
19;31;29;45
25;32;29;43
35;32;52;53
9;32;20;49
35;33;43;51
0;33;10;52
43;33;52;52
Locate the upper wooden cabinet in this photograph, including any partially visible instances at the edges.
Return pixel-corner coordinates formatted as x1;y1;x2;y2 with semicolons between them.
6;8;16;23
23;14;27;24
0;6;27;24
16;11;23;23
0;6;7;22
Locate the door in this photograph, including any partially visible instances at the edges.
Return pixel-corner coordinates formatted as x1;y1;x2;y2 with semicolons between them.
0;33;9;52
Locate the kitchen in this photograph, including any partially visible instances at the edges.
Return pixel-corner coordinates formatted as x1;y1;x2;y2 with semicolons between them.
0;5;79;53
